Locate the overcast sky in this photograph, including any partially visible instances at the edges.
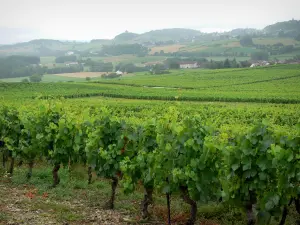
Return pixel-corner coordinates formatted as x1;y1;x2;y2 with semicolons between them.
1;0;299;44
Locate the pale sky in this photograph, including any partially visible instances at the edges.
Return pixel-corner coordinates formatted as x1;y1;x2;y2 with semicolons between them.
1;0;299;43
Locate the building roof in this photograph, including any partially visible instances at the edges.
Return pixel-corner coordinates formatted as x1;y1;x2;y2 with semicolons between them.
144;61;163;66
179;61;197;65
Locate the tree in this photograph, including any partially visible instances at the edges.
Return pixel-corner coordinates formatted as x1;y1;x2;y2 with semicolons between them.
29;74;42;83
240;35;254;46
231;58;238;68
86;77;91;81
151;64;169;75
55;55;77;63
223;59;231;68
295;34;300;41
0;56;41;79
293;55;300;60
99;44;149;56
21;78;29;83
251;51;269;61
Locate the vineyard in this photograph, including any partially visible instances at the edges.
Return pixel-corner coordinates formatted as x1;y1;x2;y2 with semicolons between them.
95;65;300;89
0;99;300;224
1;65;300;104
0;64;300;224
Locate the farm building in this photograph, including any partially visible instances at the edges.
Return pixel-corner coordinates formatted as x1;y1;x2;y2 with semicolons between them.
179;62;199;69
65;62;79;67
116;70;123;75
65;51;74;56
250;61;270;67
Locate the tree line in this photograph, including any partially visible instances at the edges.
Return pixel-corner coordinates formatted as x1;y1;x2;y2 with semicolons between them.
0;56;40;79
97;44;149;57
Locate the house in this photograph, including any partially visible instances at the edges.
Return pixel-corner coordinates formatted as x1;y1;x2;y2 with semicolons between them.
250;61;270;68
65;51;74;56
179;62;199;69
65;62;78;67
116;70;123;75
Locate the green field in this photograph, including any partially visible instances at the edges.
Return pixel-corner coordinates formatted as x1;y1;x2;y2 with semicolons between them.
1;64;300;225
253;37;300;45
1;65;300;104
0;74;86;82
96;64;300;88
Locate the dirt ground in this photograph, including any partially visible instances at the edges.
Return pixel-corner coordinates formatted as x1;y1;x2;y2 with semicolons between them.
149;45;185;54
0;184;132;225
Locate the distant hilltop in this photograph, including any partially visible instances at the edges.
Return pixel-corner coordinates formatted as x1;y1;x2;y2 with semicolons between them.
1;19;299;46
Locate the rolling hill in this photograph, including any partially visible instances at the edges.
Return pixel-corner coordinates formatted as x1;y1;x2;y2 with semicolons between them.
0;20;300;59
263;19;300;37
113;31;139;43
133;28;202;42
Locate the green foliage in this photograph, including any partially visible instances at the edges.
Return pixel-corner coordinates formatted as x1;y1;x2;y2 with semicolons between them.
222;123;300;220
0;56;41;79
1;101;300;224
154;114;221;202
101;73;122;79
84;59;113;72
136;28;201;42
19;103;60;163
55;55;77;63
263;20;300;37
46;65;83;74
21;78;29;83
113;31;139;43
240;35;254;47
85;116;132;178
223;59;231;68
121;120;157;193
99;44;149;56
251;51;269;61
29;74;42;83
150;64;169;75
0;106;22;157
115;63;148;73
1;64;300;104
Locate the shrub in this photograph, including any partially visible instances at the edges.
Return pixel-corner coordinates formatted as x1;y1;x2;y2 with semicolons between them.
29;74;42;83
101;73;122;79
21;78;29;83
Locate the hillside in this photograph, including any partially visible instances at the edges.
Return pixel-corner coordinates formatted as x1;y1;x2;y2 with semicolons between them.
0;39;76;56
263;19;300;37
0;20;300;61
89;39;111;45
229;28;260;36
135;28;202;42
113;31;139;43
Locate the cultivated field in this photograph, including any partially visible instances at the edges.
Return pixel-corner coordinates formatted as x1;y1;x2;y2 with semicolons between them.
1;64;300;225
253;37;300;45
150;44;185;54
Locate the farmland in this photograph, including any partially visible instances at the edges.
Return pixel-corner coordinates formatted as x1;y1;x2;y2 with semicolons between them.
150;45;185;54
1;64;300;225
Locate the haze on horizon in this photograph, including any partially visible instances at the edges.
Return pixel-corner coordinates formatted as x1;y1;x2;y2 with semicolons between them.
1;0;299;44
